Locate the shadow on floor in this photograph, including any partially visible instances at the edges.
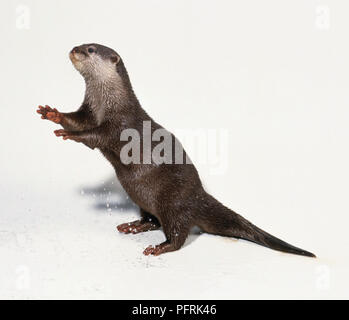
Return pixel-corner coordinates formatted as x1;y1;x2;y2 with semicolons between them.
80;176;138;213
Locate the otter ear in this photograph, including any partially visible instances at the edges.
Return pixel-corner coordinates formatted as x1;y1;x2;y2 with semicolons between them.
110;55;120;64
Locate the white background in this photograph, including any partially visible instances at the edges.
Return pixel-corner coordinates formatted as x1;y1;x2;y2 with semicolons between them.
0;0;348;299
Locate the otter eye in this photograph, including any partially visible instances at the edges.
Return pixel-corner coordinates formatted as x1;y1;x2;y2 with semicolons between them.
88;47;95;53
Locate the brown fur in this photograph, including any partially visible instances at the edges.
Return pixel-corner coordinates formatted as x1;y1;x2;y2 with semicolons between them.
37;44;315;257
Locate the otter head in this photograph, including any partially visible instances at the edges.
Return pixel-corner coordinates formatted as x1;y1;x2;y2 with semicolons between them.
69;43;121;82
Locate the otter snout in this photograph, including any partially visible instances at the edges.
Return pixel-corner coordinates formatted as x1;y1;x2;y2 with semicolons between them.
71;46;86;55
69;46;88;66
70;46;87;58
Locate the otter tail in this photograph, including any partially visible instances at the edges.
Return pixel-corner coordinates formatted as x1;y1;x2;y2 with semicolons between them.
198;193;316;258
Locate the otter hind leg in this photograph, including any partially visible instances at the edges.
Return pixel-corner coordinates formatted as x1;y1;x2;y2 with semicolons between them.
117;209;160;234
143;213;191;256
117;220;160;234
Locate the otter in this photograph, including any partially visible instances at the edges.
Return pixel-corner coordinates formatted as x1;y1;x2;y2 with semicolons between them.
37;43;315;257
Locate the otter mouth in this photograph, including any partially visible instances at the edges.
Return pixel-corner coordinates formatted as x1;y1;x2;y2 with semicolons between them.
69;52;86;66
69;48;87;63
69;51;77;62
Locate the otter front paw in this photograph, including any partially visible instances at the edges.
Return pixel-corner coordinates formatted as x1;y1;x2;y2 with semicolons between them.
37;105;62;124
54;129;81;142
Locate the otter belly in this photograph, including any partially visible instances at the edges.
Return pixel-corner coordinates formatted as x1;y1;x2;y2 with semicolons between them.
99;147;160;215
115;164;163;216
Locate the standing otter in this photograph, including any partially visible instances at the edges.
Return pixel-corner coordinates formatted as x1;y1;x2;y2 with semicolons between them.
37;43;315;257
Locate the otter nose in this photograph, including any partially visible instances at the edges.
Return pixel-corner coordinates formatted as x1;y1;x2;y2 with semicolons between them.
72;46;87;55
72;46;80;53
